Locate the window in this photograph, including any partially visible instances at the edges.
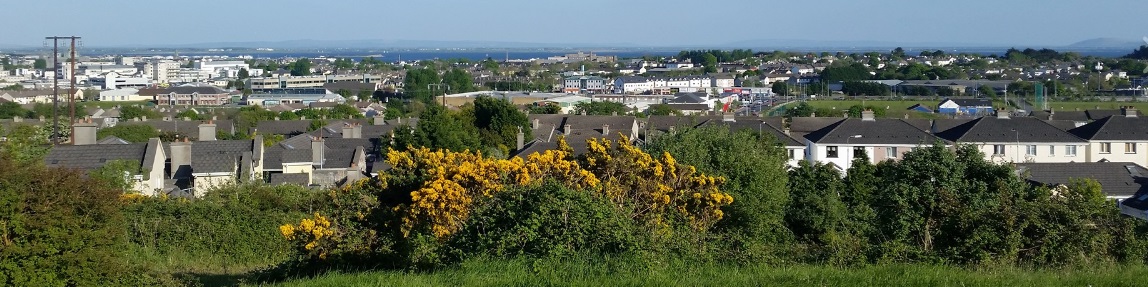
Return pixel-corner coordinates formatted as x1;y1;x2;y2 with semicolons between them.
993;145;1006;155
1049;145;1055;156
1101;143;1112;154
1066;145;1077;156
1127;143;1137;154
854;146;866;159
826;146;839;158
1026;145;1037;156
788;149;795;160
887;147;899;158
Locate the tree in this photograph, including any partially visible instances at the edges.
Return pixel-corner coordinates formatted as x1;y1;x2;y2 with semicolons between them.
702;53;719;73
237;68;250;79
391;104;481;152
470;95;530;150
119;106;160;121
403;68;441;103
646;104;682;116
0;102;31;119
329;104;363;119
820;62;872;83
644;126;791;257
288;58;312;76
978;84;998;98
786;161;855;262
573;101;628;116
442;68;475;93
98;124;159;143
785;102;814;118
528;104;561;115
771;82;789;96
33;59;47;70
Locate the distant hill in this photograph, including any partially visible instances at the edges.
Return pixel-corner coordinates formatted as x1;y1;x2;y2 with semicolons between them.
115;39;641;49
1065;38;1143;49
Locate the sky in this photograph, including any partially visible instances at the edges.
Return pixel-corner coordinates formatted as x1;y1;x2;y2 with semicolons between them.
6;0;1147;47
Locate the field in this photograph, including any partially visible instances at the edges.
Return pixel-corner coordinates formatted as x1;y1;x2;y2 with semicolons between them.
249;258;1148;287
1044;101;1148;111
771;100;945;119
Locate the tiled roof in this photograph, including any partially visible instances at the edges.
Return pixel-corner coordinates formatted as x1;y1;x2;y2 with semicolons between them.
97;136;132;145
697;119;804;147
269;173;311;186
166;86;227;95
191;155;236;174
805;118;943;145
1043;120;1082;132
282;149;312;163
1017;162;1148;198
936;117;1086;143
1049;111;1089;121
45;144;147;171
1069;115;1148;141
1086;109;1140;120
256;120;311;136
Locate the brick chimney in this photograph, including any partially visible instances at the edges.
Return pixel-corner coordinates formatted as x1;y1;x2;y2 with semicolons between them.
198;120;216;141
72;118;98;145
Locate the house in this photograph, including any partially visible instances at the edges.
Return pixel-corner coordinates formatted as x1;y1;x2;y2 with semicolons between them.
156;85;230;106
662;103;711;115
698;116;807;167
517;115;639;157
803;110;942;171
165;136;265;196
1016;162;1148;200
614;76;653;94
0;89;83;105
936;98;995;116
261;132;375;188
98;88;151;102
562;75;608;94
935;112;1088;164
45;123;168;195
1068;108;1148;167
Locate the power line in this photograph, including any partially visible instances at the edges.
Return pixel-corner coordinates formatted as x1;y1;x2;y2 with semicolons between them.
45;36;80;145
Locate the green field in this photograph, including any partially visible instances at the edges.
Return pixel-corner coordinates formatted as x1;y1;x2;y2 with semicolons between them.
772;100;954;119
1045;101;1148;111
250;258;1148;287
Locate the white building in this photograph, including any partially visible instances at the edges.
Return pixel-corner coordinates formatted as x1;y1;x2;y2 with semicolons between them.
804;111;942;172
1068;109;1148;167
936;114;1088;164
98;88;151;102
90;72;151;90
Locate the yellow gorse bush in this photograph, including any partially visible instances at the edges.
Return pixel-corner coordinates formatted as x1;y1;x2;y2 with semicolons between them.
280;136;735;260
280;213;336;259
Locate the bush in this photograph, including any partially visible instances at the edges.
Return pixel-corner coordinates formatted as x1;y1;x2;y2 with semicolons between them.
448;181;639;260
0;156;158;286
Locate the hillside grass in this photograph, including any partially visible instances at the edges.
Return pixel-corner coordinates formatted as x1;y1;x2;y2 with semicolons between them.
249;257;1148;287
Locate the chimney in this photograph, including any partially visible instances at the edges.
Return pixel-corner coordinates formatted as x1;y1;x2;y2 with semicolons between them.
532;118;540;129
996;108;1010;119
274;116;280;121
373;115;385;125
12;116;20;122
72;119;98;145
861;109;875;121
170;138;192;179
38;115;45;121
1123;106;1137;118
312;137;325;167
564;124;572;135
353;123;362;138
783;127;791;136
300;116;306;120
668;125;676;134
611;111;618;116
342;124;354;138
211;116;217;121
810;112;817;117
723;114;735;122
142;116;147;121
516;127;524;151
602;124;610;136
198;120;217;141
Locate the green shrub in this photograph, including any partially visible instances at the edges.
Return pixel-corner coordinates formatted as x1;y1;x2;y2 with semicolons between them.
447;181;640;261
0;156;158;286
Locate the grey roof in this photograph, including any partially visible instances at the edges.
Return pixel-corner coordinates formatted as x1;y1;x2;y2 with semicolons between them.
97;136;132;145
122;120;236;139
279;134;318;149
256;120;312;136
191;155;236;174
789;117;844;133
166;86;227;95
646;115;721;133
282;149;312;163
1086;109;1141;120
1049;111;1089;122
1068;115;1148;141
936;117;1086;143
528;115;637;141
668;93;708;104
1017;162;1148;198
804;118;943;145
322;82;377;93
697;119;804;147
162;140;253;175
1043;120;1083;132
45;144;147;171
269;173;311;186
664;103;711;111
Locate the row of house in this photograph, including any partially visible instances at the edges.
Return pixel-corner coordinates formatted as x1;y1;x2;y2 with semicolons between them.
612;75;736;94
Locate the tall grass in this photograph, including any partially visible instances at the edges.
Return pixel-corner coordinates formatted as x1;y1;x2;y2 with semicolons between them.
254;256;1148;287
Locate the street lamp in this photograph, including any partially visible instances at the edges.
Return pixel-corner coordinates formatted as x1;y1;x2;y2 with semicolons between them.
847;134;863;159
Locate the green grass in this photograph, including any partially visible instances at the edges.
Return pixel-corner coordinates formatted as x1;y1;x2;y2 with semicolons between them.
79;100;152;108
249;258;1148;287
1045;101;1148;111
773;100;949;119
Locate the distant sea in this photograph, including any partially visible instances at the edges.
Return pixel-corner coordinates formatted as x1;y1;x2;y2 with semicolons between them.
93;47;1132;60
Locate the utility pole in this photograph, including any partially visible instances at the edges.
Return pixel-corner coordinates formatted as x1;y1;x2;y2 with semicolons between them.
45;36;80;145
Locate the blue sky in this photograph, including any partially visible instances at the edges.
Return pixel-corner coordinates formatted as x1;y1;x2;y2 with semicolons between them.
8;0;1147;47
